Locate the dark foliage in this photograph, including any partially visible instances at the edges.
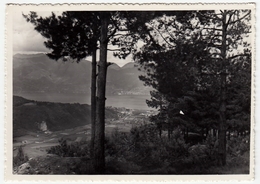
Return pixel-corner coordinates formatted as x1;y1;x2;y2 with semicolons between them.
13;146;29;167
104;126;249;174
47;138;90;157
43;124;249;174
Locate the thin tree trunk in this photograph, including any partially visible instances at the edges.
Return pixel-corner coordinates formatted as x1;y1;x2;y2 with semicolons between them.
205;128;208;138
159;101;163;138
213;129;217;138
90;48;97;159
94;13;109;174
218;11;227;166
167;122;171;140
184;128;188;141
159;127;162;138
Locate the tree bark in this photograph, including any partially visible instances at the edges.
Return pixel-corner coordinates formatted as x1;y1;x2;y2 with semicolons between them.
90;48;97;159
218;11;227;166
94;12;109;174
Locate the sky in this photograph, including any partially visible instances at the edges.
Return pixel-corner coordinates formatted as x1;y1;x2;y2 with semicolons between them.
12;10;252;67
12;11;132;67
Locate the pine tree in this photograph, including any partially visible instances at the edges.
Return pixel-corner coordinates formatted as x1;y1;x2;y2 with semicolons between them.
23;11;101;168
23;11;165;173
197;10;251;165
134;10;252;166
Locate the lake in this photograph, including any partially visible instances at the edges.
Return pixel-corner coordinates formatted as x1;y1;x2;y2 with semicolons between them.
13;92;153;110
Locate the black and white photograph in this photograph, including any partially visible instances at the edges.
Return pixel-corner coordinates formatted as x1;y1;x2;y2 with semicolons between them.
5;3;255;180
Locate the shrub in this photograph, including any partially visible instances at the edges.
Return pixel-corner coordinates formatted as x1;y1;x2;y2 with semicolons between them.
227;135;250;156
225;135;250;171
104;125;251;174
104;125;190;173
13;146;29;167
106;156;142;174
47;138;89;157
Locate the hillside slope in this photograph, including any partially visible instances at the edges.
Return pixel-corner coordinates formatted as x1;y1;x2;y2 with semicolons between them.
13;96;118;137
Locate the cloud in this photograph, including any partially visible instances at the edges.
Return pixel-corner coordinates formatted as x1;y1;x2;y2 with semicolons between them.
12;11;132;66
12;11;50;53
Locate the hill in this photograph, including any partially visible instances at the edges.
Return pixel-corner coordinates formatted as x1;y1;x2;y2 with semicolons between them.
108;63;121;70
13;53;149;95
13;96;119;137
121;62;136;69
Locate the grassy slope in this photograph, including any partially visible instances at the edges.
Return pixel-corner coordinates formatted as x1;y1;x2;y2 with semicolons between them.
13;96;118;137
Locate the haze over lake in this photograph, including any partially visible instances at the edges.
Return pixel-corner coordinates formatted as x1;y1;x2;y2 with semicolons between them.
14;92;152;110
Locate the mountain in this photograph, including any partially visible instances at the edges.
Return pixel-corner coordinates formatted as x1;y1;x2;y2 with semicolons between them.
121;62;136;69
13;53;92;94
109;63;121;70
13;53;150;95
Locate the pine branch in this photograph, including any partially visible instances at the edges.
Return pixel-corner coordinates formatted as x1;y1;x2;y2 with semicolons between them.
229;11;251;25
214;13;224;21
113;33;132;37
146;29;160;46
148;22;175;48
226;10;236;25
109;15;128;32
107;62;114;67
107;28;117;40
198;11;222;21
203;27;223;32
107;48;122;51
227;54;250;61
164;23;178;43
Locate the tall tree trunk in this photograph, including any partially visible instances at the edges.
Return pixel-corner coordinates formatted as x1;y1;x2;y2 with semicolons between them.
218;11;227;166
90;48;97;159
94;13;109;174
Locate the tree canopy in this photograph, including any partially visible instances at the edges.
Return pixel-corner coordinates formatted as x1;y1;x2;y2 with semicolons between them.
134;9;252;165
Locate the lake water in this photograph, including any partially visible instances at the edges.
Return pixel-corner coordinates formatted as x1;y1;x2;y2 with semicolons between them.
14;92;153;110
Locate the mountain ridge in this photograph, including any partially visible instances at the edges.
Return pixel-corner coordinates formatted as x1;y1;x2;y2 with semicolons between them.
13;53;150;95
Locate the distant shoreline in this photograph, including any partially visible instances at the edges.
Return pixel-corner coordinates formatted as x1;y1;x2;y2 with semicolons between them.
13;94;154;111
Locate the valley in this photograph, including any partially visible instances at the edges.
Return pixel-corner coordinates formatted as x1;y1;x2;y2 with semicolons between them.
13;96;155;159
